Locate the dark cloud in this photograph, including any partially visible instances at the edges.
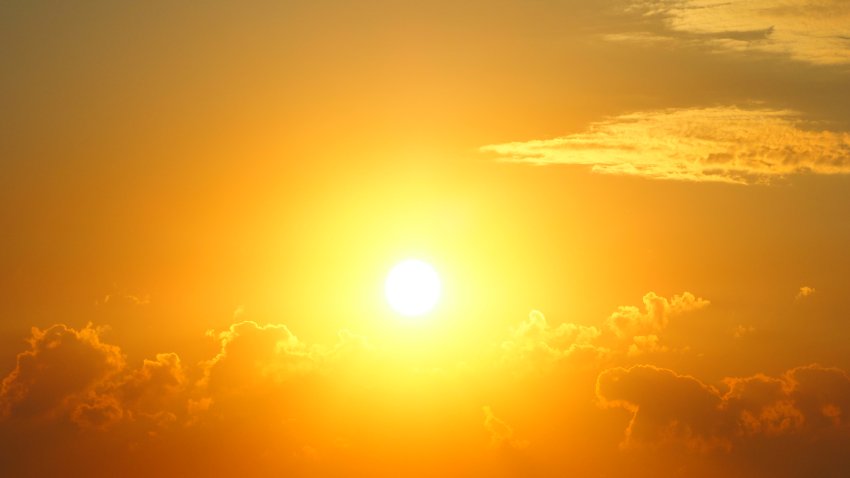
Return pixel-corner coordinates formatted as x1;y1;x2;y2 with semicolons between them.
597;364;729;451
0;324;124;421
597;363;850;466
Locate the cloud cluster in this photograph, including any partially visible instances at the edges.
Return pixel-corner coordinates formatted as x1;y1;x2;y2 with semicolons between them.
501;310;604;366
0;321;384;477
201;321;320;395
607;291;709;338
482;106;850;184
0;320;368;435
0;324;125;422
796;286;817;300
597;364;850;451
2;305;848;477
500;291;708;369
616;0;850;65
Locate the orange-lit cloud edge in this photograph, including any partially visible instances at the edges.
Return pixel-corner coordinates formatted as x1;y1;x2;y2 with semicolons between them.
482;106;850;184
3;289;849;476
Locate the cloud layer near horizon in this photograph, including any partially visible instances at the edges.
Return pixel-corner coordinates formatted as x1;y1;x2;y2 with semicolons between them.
2;291;849;477
482;106;850;184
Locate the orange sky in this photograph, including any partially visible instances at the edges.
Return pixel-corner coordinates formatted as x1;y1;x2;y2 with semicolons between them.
2;1;850;477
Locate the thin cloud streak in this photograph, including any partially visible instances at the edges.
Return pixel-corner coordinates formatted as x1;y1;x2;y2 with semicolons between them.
482;106;850;184
618;0;850;65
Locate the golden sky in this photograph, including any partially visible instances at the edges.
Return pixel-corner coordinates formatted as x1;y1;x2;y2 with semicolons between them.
2;1;850;477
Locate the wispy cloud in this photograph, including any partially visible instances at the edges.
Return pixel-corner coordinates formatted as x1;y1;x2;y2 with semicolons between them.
481;106;850;184
482;406;529;450
796;285;817;300
616;0;850;65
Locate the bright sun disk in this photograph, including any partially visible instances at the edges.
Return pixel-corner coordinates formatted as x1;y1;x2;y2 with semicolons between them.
385;259;441;317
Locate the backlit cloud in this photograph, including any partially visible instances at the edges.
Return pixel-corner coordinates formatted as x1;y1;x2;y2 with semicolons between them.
607;291;709;338
597;364;729;451
796;286;817;300
482;406;529;450
597;364;850;451
501;310;604;366
0;324;124;421
2;313;849;477
481;106;850;184
617;0;850;65
200;321;319;394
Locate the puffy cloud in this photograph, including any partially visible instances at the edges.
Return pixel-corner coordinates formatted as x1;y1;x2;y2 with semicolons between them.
200;321;319;395
65;351;188;432
796;286;816;300
721;374;804;437
199;321;372;398
501;310;605;366
0;324;124;420
0;323;190;434
627;334;668;356
2;313;849;477
785;365;850;433
110;352;187;424
500;292;708;369
616;0;850;65
481;106;850;184
597;364;850;452
596;364;729;452
0;320;384;477
71;393;124;430
607;291;709;338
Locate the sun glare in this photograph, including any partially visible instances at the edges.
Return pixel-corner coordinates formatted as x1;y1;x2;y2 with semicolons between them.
384;259;442;317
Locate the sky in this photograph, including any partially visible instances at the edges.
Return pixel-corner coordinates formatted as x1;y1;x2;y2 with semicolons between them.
2;1;850;476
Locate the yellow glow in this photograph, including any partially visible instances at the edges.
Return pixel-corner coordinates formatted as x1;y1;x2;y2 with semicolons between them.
384;259;442;317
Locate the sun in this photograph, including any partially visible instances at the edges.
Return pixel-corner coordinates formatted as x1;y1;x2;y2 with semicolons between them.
384;259;442;317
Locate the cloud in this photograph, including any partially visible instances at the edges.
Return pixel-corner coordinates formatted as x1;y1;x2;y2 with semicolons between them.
481;106;850;184
0;324;125;420
0;323;192;434
68;352;189;431
596;364;729;451
597;364;850;452
732;324;756;339
721;374;804;437
500;310;605;367
616;0;850;65
95;287;150;307
109;353;187;423
796;286;816;300
627;334;668;356
785;365;850;433
482;406;528;450
2;313;849;477
499;292;708;370
200;321;321;395
607;291;709;338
